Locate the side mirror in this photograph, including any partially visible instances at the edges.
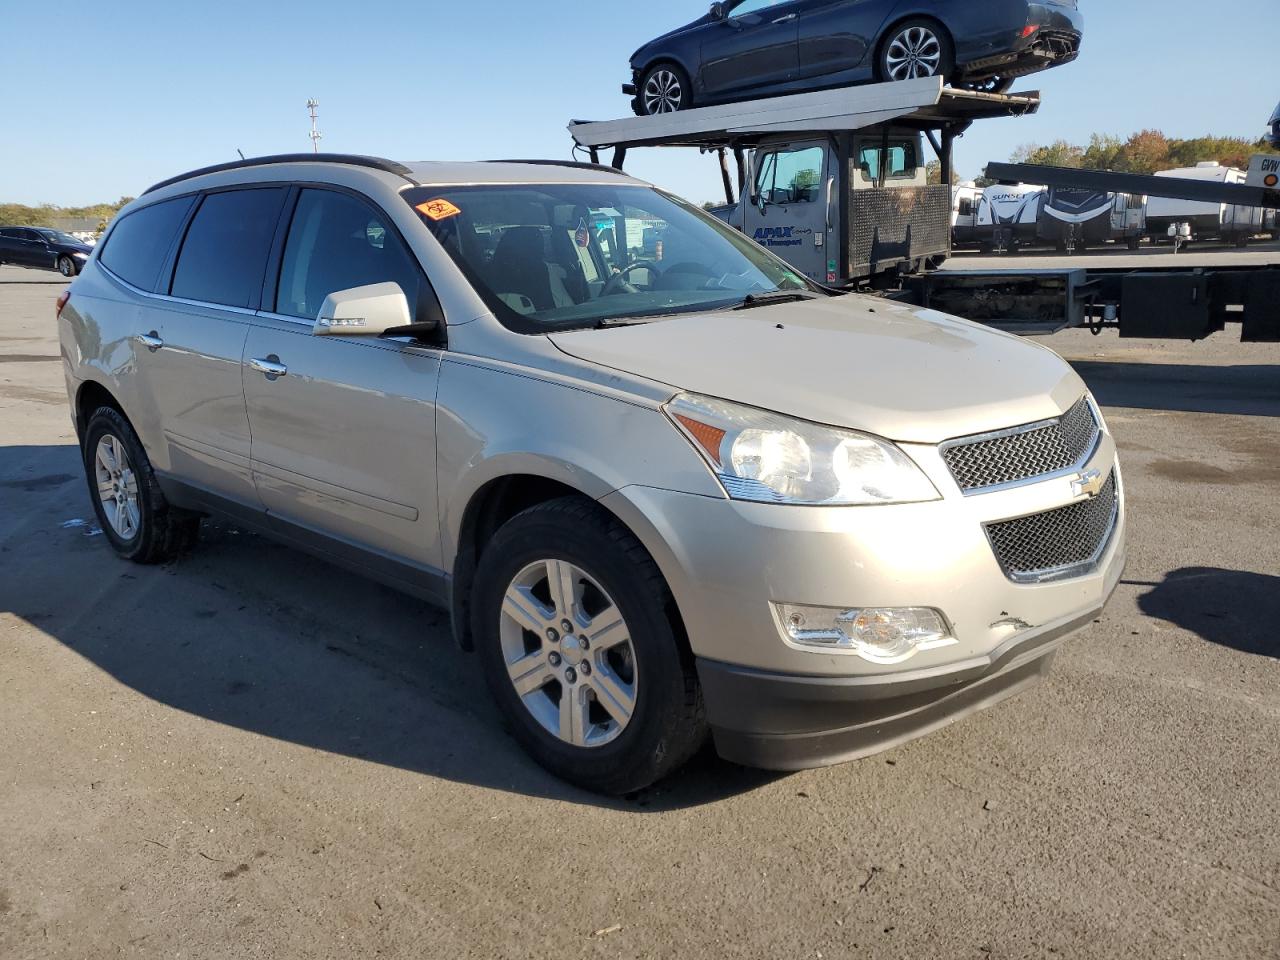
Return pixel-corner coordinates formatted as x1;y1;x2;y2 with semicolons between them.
313;282;433;338
710;2;725;20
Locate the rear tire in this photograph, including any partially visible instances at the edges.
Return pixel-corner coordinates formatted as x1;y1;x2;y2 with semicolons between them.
638;63;691;115
878;19;955;84
472;496;706;794
82;406;199;564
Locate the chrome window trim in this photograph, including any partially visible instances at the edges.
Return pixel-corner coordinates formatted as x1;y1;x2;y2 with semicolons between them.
99;262;258;317
983;466;1121;585
939;396;1103;497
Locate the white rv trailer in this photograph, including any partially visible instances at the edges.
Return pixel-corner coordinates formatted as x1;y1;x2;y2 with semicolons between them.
1036;187;1145;251
973;183;1044;252
950;181;981;248
1146;162;1265;244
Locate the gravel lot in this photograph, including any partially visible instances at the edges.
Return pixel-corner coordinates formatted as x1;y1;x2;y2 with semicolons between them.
1;264;1277;959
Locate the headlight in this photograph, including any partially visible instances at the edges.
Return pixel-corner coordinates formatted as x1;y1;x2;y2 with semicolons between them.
72;251;89;259
665;393;939;506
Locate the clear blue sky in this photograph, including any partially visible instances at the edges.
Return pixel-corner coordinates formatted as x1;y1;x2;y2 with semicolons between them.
2;0;1275;206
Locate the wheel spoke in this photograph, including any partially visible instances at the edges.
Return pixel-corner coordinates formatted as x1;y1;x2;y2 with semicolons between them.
545;559;579;619
503;584;551;635
507;650;554;698
584;604;627;651
98;479;115;499
589;663;636;727
559;683;590;746
114;497;128;535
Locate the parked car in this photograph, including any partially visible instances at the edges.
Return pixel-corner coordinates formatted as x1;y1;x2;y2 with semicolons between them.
59;154;1123;794
625;0;1083;115
0;226;94;276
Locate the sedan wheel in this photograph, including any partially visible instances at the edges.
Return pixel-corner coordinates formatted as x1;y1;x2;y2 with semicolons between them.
500;558;638;748
58;255;76;277
884;25;945;81
642;66;687;115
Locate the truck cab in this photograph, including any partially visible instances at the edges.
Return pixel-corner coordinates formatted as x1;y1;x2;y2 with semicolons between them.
729;127;947;285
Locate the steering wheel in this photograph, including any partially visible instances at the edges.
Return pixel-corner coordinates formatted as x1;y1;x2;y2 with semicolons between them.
601;260;662;297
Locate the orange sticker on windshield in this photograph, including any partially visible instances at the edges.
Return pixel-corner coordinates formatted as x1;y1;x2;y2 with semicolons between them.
417;198;461;221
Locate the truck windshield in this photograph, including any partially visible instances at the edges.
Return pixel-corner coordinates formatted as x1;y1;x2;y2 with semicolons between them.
407;182;817;332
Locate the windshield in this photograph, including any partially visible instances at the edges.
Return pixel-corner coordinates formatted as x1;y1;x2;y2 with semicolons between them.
406;182;817;332
36;229;82;245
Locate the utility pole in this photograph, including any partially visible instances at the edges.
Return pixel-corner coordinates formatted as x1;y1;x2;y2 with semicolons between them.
307;99;322;153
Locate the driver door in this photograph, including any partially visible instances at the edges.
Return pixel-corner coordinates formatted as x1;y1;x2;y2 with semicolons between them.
743;142;832;282
700;0;802;98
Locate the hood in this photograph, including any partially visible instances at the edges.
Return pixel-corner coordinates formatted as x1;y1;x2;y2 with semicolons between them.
631;15;713;63
548;297;1085;445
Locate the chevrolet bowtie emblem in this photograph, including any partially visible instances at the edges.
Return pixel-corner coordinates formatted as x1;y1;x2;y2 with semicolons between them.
1071;469;1105;499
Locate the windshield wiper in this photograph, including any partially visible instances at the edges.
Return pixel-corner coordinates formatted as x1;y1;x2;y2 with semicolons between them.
734;290;822;311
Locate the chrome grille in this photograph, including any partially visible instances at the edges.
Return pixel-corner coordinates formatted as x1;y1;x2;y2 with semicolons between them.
985;473;1118;583
942;397;1100;493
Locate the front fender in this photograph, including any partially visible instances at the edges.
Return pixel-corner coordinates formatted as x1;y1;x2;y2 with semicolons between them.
435;357;722;571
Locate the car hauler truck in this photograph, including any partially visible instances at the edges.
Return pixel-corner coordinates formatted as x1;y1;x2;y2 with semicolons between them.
569;76;1038;285
569;79;1279;342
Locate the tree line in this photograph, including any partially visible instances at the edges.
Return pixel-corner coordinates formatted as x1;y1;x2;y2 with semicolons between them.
0;198;134;232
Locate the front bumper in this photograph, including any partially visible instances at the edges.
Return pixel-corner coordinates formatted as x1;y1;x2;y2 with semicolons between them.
600;427;1124;770
698;605;1098;770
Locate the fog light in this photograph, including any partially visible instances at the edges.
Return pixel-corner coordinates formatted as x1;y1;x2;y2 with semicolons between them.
775;604;956;665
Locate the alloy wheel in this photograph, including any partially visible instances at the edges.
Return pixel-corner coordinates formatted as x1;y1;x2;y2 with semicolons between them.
499;558;638;748
59;257;74;277
885;26;943;81
643;69;684;114
94;434;140;539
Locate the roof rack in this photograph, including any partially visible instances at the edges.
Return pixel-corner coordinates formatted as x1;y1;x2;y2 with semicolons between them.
143;153;415;195
568;76;1039;153
488;158;631;177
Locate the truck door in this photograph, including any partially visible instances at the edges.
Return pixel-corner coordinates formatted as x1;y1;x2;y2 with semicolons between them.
743;141;832;282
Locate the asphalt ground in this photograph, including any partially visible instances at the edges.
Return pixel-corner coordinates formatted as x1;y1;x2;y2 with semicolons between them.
1;265;1277;959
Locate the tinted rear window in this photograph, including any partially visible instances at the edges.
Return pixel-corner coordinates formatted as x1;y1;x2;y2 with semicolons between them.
171;188;287;308
99;197;195;291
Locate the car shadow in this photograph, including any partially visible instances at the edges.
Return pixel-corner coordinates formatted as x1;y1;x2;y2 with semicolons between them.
1134;567;1280;658
0;443;782;812
1068;360;1280;418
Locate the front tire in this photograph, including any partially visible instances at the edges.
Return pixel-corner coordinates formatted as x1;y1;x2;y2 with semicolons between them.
82;406;199;563
878;19;955;84
472;497;706;794
638;63;691;115
58;255;77;277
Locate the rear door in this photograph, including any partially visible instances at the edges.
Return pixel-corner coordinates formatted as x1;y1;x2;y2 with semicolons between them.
701;0;802;98
133;187;287;508
243;187;445;584
797;0;897;79
742;141;833;281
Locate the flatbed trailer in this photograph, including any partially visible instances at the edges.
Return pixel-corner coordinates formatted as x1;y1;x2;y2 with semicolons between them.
906;162;1280;342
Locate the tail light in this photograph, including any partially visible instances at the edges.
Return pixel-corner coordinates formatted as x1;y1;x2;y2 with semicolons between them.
1021;24;1040;38
56;290;71;320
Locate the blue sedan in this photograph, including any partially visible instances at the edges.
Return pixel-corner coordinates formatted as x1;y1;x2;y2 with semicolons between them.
625;0;1083;115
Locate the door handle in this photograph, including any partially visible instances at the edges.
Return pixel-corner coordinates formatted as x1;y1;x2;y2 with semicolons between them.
248;356;288;380
134;331;164;352
772;12;797;23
